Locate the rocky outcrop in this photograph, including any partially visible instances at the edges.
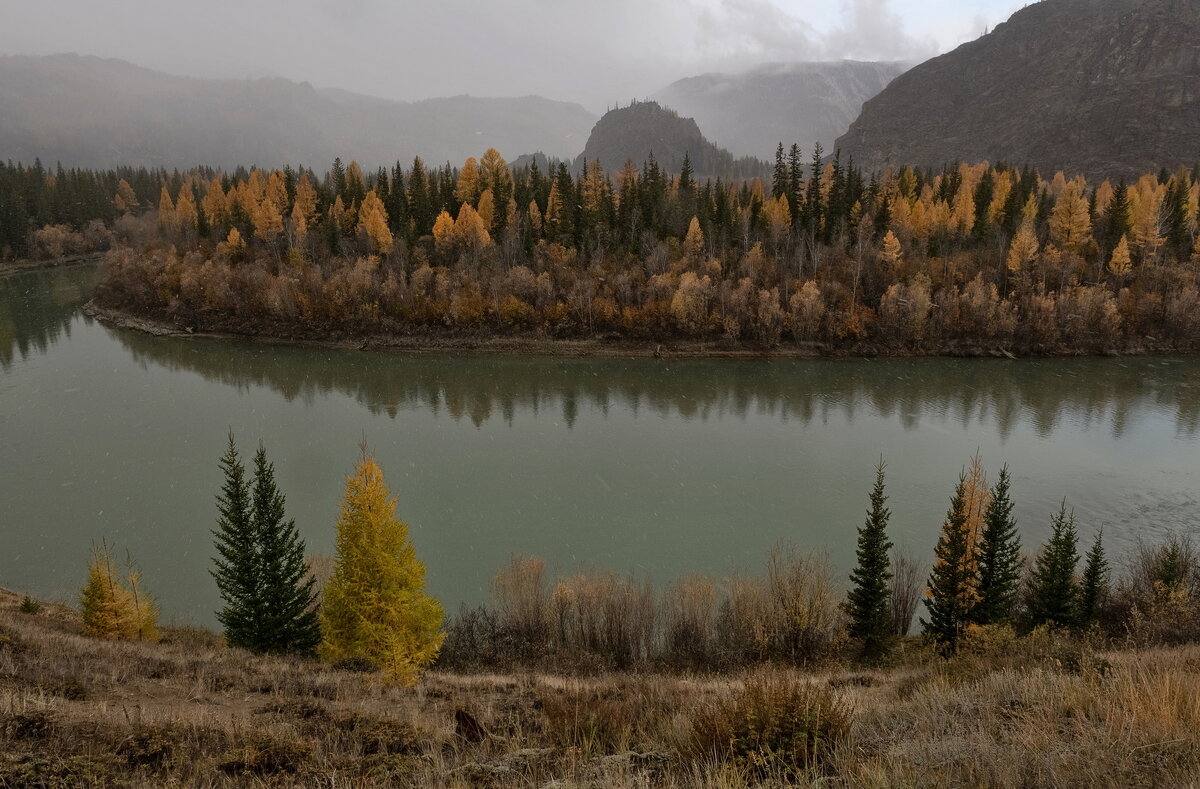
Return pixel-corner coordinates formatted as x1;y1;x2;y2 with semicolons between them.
835;0;1200;179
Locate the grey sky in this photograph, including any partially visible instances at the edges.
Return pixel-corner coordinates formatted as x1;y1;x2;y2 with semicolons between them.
0;0;1028;112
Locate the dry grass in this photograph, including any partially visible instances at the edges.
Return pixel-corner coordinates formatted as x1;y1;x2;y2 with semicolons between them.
4;587;1200;787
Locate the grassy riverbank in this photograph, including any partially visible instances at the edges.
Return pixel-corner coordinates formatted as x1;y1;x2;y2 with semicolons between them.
4;587;1200;788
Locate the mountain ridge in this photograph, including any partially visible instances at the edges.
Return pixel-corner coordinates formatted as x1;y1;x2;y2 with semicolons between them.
835;0;1200;179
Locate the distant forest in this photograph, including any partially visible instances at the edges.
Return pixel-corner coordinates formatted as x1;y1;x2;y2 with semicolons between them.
3;148;1200;353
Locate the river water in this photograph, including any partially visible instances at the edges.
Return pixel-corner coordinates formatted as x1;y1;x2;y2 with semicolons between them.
2;263;1198;624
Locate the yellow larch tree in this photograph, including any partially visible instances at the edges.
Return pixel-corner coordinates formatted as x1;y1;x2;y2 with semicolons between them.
175;184;198;238
356;189;393;255
455;157;481;206
762;194;791;244
294;173;318;226
432;209;456;253
476;188;496;233
252;193;284;243
454;203;491;252
527;201;543;237
544;182;564;234
319;449;444;686
114;179;138;214
266;171;289;215
880;230;902;268
480;148;511;198
1130;180;1165;261
1007;219;1040;273
1108;235;1133;277
79;542;158;642
683;216;705;262
202;178;228;230
157;186;177;235
1049;179;1092;253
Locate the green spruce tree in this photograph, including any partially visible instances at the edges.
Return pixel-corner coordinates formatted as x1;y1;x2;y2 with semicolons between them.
973;466;1023;625
922;473;976;656
212;434;320;654
1076;530;1109;629
250;443;321;655
1025;502;1081;629
846;460;894;662
211;433;259;650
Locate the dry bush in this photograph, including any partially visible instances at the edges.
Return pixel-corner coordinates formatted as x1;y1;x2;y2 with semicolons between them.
889;552;925;636
687;673;852;779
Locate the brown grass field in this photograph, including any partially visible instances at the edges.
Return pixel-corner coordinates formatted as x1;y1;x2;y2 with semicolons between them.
3;587;1200;788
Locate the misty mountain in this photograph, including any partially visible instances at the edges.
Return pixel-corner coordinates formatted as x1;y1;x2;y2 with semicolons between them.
835;0;1200;180
575;101;769;180
653;60;908;160
0;54;596;170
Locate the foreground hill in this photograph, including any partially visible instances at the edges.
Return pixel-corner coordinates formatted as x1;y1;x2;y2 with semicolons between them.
3;588;1200;787
574;100;768;179
655;60;907;160
836;0;1200;179
0;54;596;170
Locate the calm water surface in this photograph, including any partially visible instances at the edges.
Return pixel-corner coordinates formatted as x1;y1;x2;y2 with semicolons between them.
2;264;1198;624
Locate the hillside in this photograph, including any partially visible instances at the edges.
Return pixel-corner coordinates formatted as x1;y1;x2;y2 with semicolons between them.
0;54;596;170
654;60;907;160
835;0;1200;179
574;100;768;180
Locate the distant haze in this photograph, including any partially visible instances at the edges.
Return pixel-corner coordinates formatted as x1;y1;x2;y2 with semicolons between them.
0;0;1028;113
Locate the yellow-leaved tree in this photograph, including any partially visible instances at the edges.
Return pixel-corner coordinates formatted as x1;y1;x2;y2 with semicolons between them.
79;542;158;642
1108;235;1133;278
1006;219;1039;274
880;230;903;268
320;448;444;685
683;216;705;263
356;189;393;255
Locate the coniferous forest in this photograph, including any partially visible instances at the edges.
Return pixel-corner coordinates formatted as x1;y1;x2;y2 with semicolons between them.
5;148;1200;354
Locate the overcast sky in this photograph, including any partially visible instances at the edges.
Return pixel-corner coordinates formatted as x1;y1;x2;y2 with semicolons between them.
0;0;1028;112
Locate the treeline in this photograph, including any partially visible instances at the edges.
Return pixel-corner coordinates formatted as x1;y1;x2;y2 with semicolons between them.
84;147;1200;353
73;439;1200;681
7;148;1200;349
439;456;1199;672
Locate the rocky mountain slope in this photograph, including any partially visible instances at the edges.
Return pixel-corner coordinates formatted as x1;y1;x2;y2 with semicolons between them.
574;101;768;179
0;54;596;170
835;0;1200;179
655;60;907;160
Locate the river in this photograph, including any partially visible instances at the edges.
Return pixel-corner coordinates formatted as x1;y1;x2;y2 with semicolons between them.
2;263;1198;624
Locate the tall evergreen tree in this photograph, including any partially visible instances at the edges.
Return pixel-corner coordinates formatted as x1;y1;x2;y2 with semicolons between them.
923;473;976;656
772;143;789;200
973;466;1023;625
211;433;259;650
1076;530;1109;629
846;460;894;662
1025;503;1081;629
212;434;320;654
250;443;321;655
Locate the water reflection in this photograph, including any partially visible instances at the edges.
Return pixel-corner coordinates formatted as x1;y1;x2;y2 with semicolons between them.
108;328;1200;441
0;264;98;371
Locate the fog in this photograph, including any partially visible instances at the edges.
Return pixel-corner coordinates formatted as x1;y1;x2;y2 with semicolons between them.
1;0;1027;111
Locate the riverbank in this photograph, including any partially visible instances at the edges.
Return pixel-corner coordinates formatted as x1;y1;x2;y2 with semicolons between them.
0;254;101;277
84;300;1185;361
4;587;1200;788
